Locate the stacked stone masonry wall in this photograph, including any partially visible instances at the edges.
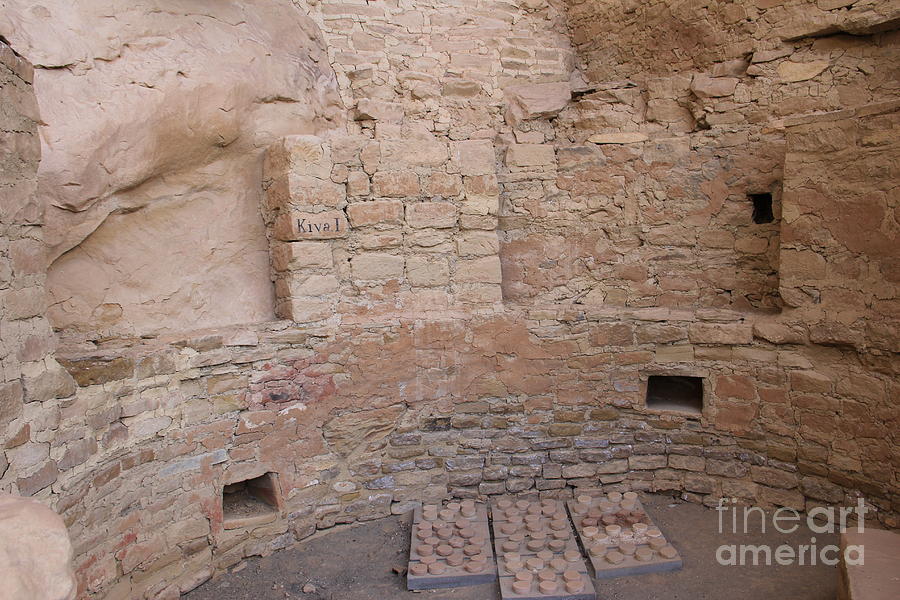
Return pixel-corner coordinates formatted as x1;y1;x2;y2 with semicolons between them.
0;1;897;599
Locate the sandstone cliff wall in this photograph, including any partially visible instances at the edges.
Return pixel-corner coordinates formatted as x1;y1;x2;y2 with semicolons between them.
0;0;344;338
0;1;897;599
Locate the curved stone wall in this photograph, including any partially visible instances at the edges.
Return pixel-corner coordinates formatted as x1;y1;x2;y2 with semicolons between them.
0;1;898;599
34;306;897;598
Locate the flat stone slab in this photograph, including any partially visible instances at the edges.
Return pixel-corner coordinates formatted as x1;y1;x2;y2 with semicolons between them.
407;500;497;590
567;490;683;579
839;528;900;600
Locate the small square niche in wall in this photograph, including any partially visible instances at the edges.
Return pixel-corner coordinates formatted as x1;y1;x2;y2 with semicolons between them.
749;193;774;224
645;375;703;415
222;472;281;530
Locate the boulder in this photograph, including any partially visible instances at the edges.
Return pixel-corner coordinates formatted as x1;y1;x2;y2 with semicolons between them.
0;494;76;600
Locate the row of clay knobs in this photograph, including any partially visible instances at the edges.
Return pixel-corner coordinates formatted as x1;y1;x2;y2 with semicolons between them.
422;499;478;521
510;568;585;594
590;540;679;564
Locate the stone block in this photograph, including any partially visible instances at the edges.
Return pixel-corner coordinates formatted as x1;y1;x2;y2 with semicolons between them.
275;299;333;323
777;61;828;83
266;175;345;211
265;135;331;181
405;202;458;229
455;257;502;284
57;356;134;386
505;144;556;167
425;173;462;197
372;170;420;197
346;200;404;227
456;231;499;256
354;99;404;122
2;287;44;320
274;211;349;241
406;256;450;287
0;381;23;429
450;140;495;176
504;81;571;124
347;171;370;196
351;254;405;281
691;74;739;97
588;132;649;144
271;242;333;272
688;323;753;344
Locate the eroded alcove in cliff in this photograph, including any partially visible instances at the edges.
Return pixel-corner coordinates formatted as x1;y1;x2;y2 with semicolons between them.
0;0;898;599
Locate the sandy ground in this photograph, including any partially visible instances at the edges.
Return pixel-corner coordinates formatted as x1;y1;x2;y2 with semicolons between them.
187;494;838;600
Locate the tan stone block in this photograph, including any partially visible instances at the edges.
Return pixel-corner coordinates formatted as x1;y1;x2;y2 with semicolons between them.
275;298;333;322
264;135;331;181
776;61;828;83
271;242;333;272
290;274;340;296
380;138;448;168
274;211;349;241
460;214;498;230
455;283;502;304
505;144;555;167
669;455;706;472
456;231;499;256
781;249;827;282
406;202;458;229
716;375;756;400
588;132;649;144
455;256;502;284
442;80;482;97
346;200;403;227
715;400;757;433
347;171;370;196
0;381;23;429
450;140;495;176
2;287;45;320
691;74;739;97
266;175;345;211
359;232;402;250
354;98;404;122
654;345;694;362
425;173;462;197
504;81;571;124
462;174;499;216
688;323;753;344
9;238;45;275
406;256;450;287
372;170;420;197
351;253;405;281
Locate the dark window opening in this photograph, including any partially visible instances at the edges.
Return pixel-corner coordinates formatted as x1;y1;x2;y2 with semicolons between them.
749;193;774;224
222;472;280;529
646;375;703;414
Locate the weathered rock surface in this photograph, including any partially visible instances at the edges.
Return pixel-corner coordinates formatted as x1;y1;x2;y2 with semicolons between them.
0;0;343;337
504;81;572;124
0;494;76;600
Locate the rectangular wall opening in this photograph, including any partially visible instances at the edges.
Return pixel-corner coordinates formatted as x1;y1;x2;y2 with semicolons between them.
645;375;703;415
222;472;280;529
749;192;774;224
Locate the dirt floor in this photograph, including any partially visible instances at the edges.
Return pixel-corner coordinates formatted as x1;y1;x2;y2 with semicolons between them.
187;494;838;600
